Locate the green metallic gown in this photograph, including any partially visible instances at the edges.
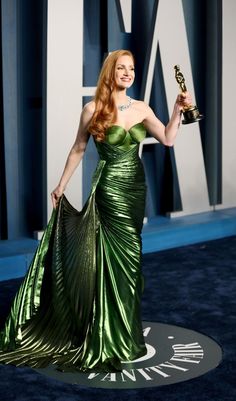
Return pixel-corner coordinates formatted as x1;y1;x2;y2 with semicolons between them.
0;122;147;372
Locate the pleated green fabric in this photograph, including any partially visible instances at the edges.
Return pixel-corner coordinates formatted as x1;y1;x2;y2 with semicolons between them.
0;122;147;372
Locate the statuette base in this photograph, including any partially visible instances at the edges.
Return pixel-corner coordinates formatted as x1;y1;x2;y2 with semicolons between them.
182;105;204;125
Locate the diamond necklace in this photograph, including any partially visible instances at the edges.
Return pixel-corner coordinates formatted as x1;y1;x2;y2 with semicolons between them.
117;96;132;111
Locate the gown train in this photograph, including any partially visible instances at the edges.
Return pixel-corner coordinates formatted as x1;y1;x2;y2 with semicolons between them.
0;123;147;372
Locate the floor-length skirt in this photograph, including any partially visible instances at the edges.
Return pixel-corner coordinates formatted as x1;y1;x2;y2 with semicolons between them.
0;142;147;372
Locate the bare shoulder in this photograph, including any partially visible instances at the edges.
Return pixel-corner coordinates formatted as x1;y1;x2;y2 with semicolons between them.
83;100;96;116
131;99;152;118
79;101;96;128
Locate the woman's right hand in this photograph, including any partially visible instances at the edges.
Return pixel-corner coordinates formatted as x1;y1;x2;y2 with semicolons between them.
51;185;65;209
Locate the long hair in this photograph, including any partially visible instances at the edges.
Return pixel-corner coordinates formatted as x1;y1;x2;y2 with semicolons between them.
89;50;135;142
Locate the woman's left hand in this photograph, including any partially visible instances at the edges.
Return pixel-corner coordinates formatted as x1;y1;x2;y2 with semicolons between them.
176;91;192;111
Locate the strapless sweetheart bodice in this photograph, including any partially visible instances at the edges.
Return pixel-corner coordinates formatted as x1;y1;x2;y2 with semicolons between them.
104;122;146;150
0;118;147;373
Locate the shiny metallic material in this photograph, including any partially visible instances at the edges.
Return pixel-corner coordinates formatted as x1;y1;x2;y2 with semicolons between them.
0;123;147;372
174;65;204;124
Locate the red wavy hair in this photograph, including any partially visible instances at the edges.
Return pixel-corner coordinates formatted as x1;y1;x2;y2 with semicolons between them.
89;50;135;142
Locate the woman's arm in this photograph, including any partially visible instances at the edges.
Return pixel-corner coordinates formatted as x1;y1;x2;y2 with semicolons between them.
142;92;192;146
51;101;95;208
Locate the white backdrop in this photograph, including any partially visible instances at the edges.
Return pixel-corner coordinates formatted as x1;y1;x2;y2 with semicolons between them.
47;0;236;219
47;0;84;216
217;0;236;209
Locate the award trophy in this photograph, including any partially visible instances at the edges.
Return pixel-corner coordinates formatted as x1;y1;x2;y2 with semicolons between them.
174;65;204;124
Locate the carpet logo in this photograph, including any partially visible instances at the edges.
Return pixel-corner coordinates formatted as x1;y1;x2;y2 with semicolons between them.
37;322;222;389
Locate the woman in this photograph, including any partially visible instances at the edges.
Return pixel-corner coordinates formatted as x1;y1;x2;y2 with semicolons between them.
0;50;191;372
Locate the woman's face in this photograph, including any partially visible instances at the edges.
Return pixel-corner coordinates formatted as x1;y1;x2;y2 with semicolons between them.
114;55;135;90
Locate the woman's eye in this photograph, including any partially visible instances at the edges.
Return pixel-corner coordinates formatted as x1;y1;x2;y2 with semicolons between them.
117;66;135;71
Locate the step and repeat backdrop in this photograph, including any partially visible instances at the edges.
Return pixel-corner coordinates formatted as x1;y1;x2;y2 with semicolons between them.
47;0;236;219
1;0;236;238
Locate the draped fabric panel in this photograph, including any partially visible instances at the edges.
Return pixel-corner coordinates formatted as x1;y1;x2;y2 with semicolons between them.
0;2;7;239
0;0;47;239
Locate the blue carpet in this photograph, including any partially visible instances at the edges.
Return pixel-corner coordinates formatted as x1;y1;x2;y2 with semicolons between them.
0;236;235;400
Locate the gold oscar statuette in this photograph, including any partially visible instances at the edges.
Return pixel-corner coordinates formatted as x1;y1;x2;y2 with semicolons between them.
174;65;204;124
